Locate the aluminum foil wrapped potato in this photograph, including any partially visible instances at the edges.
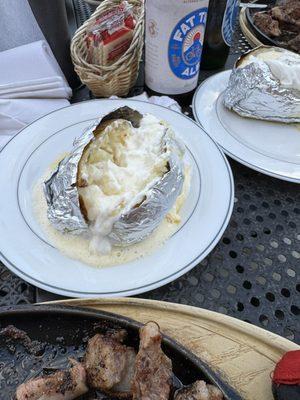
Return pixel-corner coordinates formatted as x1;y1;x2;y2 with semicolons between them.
223;46;300;123
44;107;184;253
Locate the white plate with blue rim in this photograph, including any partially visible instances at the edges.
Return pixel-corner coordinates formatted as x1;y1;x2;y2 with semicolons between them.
193;70;300;184
0;99;234;297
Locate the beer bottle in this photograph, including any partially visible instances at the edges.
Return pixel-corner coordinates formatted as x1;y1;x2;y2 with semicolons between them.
145;0;209;105
201;0;240;70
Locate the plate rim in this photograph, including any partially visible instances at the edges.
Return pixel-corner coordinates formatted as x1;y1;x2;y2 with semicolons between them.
0;99;234;297
192;71;300;184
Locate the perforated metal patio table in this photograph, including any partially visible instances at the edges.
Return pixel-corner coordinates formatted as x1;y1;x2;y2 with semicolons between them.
0;0;299;345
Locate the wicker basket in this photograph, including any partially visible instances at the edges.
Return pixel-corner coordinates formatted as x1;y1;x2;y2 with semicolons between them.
71;0;144;97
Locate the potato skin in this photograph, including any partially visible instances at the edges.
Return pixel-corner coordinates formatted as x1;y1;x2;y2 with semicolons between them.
100;106;142;128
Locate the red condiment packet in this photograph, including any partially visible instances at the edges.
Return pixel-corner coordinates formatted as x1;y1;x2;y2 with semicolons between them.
103;27;133;63
85;0;136;65
273;350;300;385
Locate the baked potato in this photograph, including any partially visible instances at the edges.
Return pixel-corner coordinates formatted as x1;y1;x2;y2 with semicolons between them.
44;107;184;252
223;46;300;123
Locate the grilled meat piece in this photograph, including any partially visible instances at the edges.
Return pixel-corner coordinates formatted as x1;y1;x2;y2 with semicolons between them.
15;360;88;400
0;325;45;356
85;330;136;393
175;381;223;400
289;33;300;52
253;12;281;37
271;5;300;32
207;385;224;400
272;0;300;22
113;348;136;394
132;322;172;400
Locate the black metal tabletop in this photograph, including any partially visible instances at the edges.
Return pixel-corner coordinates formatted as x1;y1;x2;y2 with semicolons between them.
0;1;299;344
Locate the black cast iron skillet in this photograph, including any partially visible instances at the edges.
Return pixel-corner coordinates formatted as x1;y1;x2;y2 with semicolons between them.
246;0;299;51
0;305;243;400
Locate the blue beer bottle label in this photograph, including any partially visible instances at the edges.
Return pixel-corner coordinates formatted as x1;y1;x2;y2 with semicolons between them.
222;0;240;46
168;8;208;81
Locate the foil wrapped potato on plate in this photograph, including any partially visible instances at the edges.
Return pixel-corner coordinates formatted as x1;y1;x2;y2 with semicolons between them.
223;46;300;123
44;106;185;255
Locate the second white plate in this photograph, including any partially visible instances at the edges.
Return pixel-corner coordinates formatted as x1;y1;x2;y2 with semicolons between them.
193;70;300;183
0;99;234;298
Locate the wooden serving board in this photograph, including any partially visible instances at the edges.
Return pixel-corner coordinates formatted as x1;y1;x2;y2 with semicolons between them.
48;298;299;400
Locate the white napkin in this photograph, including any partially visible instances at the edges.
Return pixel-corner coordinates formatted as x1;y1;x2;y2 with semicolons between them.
0;98;69;148
131;92;182;113
0;41;72;99
0;77;70;99
0;41;72;149
0;0;44;52
110;92;182;113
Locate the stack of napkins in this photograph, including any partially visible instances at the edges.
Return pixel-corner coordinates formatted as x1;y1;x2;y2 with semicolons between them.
0;40;72;149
